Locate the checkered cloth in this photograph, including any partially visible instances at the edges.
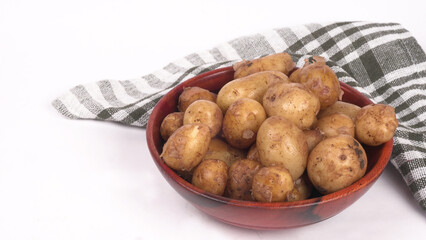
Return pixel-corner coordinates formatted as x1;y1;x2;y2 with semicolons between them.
53;22;426;210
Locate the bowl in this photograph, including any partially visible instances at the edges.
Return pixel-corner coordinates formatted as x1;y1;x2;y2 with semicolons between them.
146;66;393;230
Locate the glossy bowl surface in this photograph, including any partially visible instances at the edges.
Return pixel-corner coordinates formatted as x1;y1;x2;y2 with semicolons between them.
146;66;393;230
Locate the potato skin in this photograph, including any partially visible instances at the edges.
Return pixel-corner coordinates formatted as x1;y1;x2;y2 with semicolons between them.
317;101;361;122
304;129;324;153
226;159;262;200
192;159;228;195
256;116;308;180
307;135;367;194
355;104;398;146
203;138;246;167
252;166;294;202
233;53;296;79
247;144;260;162
316;113;355;138
183;100;223;137
222;98;266;149
293;62;342;110
178;87;216;112
216;71;289;113
161;124;211;171
160;112;184;141
287;174;313;202
263;82;320;130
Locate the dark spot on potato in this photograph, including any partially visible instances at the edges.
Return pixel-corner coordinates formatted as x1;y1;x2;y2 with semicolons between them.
270;94;276;102
354;148;365;169
353;140;360;147
340;155;347;160
349;167;353;172
247;61;253;67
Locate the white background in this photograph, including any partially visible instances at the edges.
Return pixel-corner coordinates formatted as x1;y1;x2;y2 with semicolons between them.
1;0;426;239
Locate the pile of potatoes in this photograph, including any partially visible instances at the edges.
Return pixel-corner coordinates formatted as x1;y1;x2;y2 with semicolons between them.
160;53;398;202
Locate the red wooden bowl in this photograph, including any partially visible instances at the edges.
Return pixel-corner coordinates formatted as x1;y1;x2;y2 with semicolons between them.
146;66;393;230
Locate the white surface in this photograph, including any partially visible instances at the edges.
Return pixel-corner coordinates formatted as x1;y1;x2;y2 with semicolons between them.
1;0;425;239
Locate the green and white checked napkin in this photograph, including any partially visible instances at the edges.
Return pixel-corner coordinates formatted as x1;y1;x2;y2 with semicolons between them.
53;22;426;210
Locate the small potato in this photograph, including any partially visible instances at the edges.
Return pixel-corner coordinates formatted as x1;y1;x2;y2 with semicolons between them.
178;87;216;112
222;98;266;149
256;116;308;180
307;135;367;194
161;124;211;171
316;113;355;138
216;71;289;113
252;166;294;202
304;129;324;153
263;82;320;130
292;61;342;110
203;138;246;167
192;159;228;195
287;175;314;201
160;112;184;141
355;104;398;146
233;53;296;79
247;144;260;162
317;101;361;122
226;159;262;200
183;100;223;137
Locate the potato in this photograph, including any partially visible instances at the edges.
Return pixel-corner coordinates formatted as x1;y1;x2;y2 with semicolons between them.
226;159;262;200
183;100;223;137
287;175;313;202
252;166;294;202
247;144;260;162
222;98;266;149
292;61;342;110
233;53;296;79
256;116;308;180
355;104;398;146
317;101;361;122
316;113;355;138
307;135;367;194
304;129;324;153
192;159;228;195
303;56;327;66
178;87;216;112
216;71;289;113
160;112;184;141
161;124;211;171
263;82;320;130
203;138;246;167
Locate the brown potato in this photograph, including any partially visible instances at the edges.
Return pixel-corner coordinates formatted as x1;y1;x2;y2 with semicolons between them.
222;98;266;149
161;124;211;171
203;138;246;167
256;116;308;180
233;53;296;79
160;112;184;141
307;135;367;194
178;87;216;112
303;56;327;66
287;175;313;202
292;61;342;110
183;100;223;137
355;104;398;146
252;166;294;202
216;71;289;113
192;159;228;195
316;113;355;138
263;82;320;130
317;101;361;122
304;129;324;153
226;159;262;200
247;144;260;162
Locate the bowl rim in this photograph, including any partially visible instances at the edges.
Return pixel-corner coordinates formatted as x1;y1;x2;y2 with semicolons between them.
146;66;393;209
